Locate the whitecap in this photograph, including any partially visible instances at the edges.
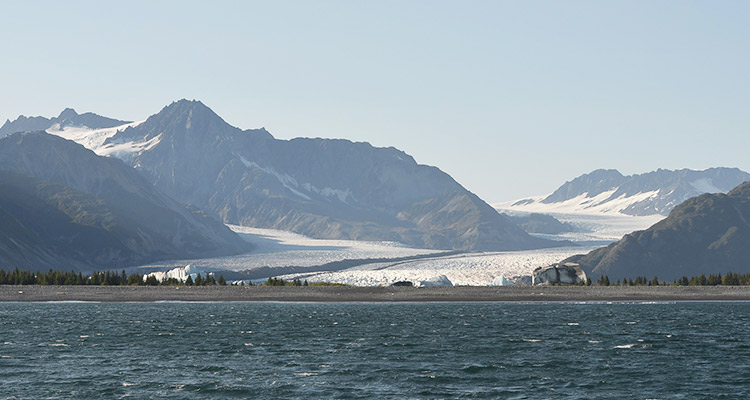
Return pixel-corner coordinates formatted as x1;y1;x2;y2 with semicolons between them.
614;344;636;349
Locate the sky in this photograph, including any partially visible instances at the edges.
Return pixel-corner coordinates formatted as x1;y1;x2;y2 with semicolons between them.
1;0;748;202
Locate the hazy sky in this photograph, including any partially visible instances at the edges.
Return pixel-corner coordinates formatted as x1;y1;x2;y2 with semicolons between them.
2;1;748;202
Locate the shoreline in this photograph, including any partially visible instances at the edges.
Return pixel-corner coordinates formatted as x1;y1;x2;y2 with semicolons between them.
4;285;750;302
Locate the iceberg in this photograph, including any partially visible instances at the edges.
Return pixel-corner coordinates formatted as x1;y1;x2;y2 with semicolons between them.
491;275;515;286
417;275;452;287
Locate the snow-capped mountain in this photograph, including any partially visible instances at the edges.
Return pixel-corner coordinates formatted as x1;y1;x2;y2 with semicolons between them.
498;168;750;217
5;100;566;251
0;108;130;138
566;181;750;281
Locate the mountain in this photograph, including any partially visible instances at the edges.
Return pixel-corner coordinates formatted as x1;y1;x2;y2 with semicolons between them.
501;168;750;216
0;108;130;138
0;132;250;271
36;99;564;251
502;213;576;235
565;181;750;281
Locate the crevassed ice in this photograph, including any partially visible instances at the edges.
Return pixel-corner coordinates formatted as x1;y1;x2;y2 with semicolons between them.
46;121;144;152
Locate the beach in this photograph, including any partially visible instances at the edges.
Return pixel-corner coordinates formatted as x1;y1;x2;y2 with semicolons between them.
3;285;750;302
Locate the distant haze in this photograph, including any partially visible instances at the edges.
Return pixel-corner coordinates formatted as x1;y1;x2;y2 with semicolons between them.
1;1;748;202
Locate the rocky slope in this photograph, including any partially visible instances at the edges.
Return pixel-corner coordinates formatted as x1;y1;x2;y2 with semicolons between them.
502;213;576;235
566;181;750;281
0;132;250;271
35;99;564;251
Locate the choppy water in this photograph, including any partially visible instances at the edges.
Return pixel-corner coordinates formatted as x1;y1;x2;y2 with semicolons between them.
1;302;750;399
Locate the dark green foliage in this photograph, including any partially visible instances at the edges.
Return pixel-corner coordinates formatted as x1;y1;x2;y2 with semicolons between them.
0;267;252;287
144;275;159;286
261;277;311;286
581;271;750;286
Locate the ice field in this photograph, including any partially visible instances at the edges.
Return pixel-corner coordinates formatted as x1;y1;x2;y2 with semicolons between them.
138;225;595;286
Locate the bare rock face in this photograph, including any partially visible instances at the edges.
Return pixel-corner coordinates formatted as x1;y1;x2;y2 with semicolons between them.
532;262;587;285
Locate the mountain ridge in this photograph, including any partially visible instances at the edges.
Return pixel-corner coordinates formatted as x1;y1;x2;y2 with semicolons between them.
499;167;750;217
0;131;251;271
0;108;130;138
565;180;750;281
26;99;567;251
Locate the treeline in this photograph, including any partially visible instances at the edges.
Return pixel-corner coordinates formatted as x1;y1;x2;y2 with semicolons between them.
593;272;750;286
265;277;307;286
0;268;227;286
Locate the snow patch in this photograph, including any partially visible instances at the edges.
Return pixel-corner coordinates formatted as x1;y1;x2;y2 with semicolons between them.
237;155;311;200
301;183;354;204
237;154;354;204
496;189;661;216
46;120;144;151
96;132;162;161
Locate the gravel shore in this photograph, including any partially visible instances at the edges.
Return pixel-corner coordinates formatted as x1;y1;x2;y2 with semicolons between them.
3;285;750;302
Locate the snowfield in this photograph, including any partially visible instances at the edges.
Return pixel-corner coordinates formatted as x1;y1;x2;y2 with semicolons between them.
494;199;664;245
46;121;144;154
136;225;438;273
511;212;664;244
135;225;591;287
494;189;663;216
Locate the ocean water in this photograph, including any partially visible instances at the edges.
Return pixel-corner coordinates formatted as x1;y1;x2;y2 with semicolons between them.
1;302;749;399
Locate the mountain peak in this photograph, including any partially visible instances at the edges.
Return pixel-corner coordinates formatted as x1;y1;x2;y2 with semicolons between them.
151;99;227;126
58;108;79;120
165;98;214;114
